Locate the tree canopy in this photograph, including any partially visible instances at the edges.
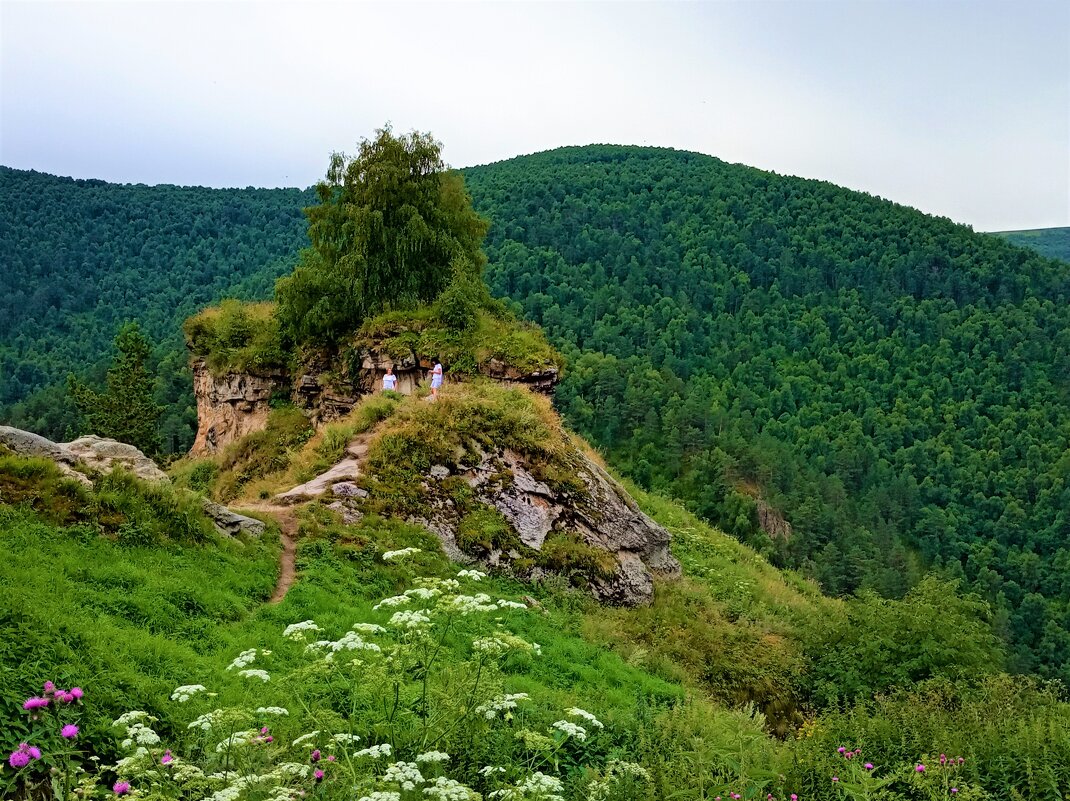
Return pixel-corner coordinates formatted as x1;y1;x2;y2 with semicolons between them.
275;127;489;344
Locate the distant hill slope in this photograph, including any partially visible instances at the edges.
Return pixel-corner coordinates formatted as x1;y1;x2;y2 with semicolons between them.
3;150;1070;680
994;226;1070;263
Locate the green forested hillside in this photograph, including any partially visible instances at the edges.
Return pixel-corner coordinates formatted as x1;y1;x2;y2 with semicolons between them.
462;146;1070;678
3;150;1070;680
0;167;312;443
996;226;1070;263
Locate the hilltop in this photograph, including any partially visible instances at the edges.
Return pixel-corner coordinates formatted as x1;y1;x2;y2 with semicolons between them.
994;225;1070;263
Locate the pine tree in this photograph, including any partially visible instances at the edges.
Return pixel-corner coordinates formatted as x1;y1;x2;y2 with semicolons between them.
68;322;163;454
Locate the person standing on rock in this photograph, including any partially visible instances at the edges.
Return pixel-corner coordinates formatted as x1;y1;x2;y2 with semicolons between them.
382;366;397;392
430;361;443;400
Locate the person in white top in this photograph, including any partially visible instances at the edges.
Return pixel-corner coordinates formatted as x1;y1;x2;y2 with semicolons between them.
430;362;443;400
382;366;397;392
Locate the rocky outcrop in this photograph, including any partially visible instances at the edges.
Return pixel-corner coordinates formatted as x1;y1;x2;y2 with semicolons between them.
191;360;287;455
483;359;560;394
0;425;168;485
417;449;680;606
200;499;267;538
62;435;169;483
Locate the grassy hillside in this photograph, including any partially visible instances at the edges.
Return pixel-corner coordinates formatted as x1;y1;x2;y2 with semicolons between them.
4;390;1067;799
995;226;1070;263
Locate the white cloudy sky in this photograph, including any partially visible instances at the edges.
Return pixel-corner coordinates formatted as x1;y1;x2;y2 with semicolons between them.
2;0;1067;231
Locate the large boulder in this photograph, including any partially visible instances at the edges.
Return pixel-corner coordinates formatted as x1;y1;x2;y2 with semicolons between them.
61;435;169;483
200;499;266;538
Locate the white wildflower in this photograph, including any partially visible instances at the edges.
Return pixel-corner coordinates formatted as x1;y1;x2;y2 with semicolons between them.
496;599;527;609
291;731;321;746
489;772;565;801
389;610;431;630
423;776;478;800
374;595;412;610
283;620;322;640
358;793;401;801
214;730;258;752
326;630;382;653
255;706;289;716
475;693;530;720
383;547;421;561
415;750;450;763
226;648;259;670
354;743;393;759
551;720;587;741
565;707;604;729
330;733;361;744
457;569;486;581
120;723;161;749
113;711;153;727
404;587;441;600
443;593;498;614
170;684;208;703
270;762;311;779
237;668;271;682
479;765;506;776
352;623;387;634
383;760;424;790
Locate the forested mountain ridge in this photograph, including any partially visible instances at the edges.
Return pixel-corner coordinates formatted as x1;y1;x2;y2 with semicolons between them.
995;225;1070;263
3;149;1070;679
462;145;1070;677
0;166;313;441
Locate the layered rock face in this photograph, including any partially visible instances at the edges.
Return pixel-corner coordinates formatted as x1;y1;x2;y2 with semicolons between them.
191;361;287;455
192;345;560;455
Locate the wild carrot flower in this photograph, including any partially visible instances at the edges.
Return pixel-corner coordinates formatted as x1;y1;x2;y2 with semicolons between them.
61;725;79;739
113;781;131;795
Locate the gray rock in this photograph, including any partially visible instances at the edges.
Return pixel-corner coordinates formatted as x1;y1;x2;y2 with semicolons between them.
61;435;169;483
331;481;368;498
326;501;364;525
0;425;76;463
201;499;266;538
429;465;450;480
276;458;362;504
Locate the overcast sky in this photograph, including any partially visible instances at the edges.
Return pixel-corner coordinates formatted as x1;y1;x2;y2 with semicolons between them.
2;0;1067;232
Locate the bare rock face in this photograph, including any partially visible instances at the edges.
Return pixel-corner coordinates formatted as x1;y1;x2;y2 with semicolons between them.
421;448;679;606
191;360;286;455
757;499;793;540
62;436;170;483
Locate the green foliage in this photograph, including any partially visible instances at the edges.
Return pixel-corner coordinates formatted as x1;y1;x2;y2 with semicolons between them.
67;322;165;454
183;299;287;375
276;127;490;344
996;226;1070;263
805;576;1005;705
208;407;313;501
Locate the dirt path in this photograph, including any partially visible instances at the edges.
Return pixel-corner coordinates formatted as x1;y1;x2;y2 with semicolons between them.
239;503;300;604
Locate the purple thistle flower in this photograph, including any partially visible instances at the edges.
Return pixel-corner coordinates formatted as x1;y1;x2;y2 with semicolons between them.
951;789;958;795
314;768;325;782
832;777;839;783
916;764;926;773
43;681;55;694
264;736;274;743
311;749;321;763
837;746;846;754
260;726;269;735
791;796;798;801
864;763;874;770
61;725;79;739
113;781;131;796
326;754;336;762
70;687;84;700
8;750;30;769
23;697;49;710
161;750;173;765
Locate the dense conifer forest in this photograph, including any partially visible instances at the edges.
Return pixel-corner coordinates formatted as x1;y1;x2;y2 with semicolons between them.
3;148;1069;678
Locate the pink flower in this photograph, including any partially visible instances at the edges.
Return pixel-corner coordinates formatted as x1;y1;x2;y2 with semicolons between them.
27;746;41;760
260;727;270;735
951;789;958;795
314;769;325;782
43;681;55;693
161;750;173;765
832;777;839;783
940;754;947;765
8;750;30;769
837;746;846;754
791;796;798;801
326;755;336;762
916;764;926;773
113;781;131;796
23;697;49;710
311;749;321;762
958;757;965;764
264;736;274;743
61;725;79;739
70;687;84;700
